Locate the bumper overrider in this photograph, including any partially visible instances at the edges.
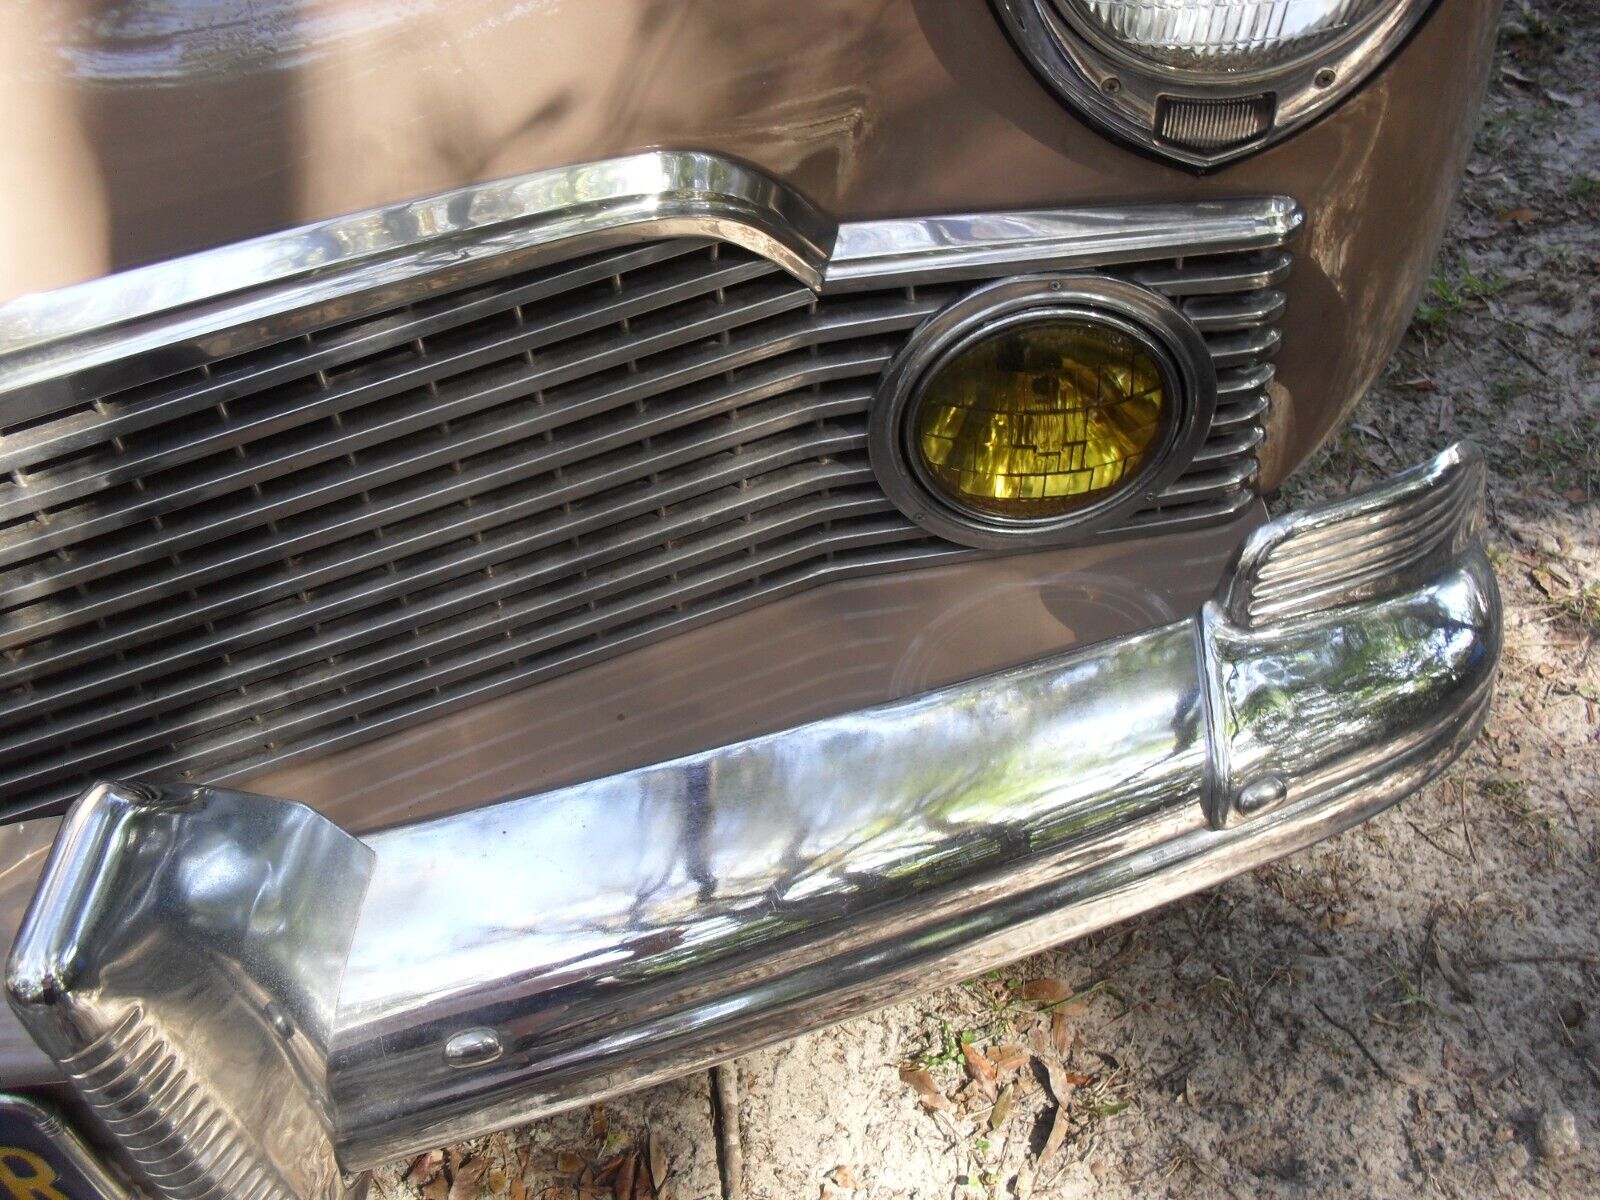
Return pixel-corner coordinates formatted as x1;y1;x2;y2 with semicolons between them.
6;444;1498;1200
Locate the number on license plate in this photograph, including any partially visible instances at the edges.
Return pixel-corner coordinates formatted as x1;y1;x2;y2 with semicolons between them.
0;1096;124;1200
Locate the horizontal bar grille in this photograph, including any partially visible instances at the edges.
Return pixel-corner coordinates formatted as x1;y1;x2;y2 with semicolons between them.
0;239;1289;819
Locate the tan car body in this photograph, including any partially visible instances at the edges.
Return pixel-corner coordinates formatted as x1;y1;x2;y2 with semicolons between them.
0;4;1504;1193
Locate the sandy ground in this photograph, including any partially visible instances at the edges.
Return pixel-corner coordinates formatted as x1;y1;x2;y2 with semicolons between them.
373;4;1599;1197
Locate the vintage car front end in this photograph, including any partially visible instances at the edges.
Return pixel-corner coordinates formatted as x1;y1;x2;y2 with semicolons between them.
0;1;1502;1196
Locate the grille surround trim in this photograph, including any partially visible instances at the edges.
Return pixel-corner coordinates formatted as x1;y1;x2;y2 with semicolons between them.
0;148;1299;405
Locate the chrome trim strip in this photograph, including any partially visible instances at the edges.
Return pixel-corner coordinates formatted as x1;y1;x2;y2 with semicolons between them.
0;146;1299;401
822;197;1303;290
8;444;1499;1193
0;151;834;398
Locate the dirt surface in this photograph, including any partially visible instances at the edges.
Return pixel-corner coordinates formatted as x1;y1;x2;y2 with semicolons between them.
372;4;1599;1197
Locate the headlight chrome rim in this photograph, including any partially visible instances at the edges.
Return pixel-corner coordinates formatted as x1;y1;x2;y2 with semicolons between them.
870;276;1217;549
994;0;1440;167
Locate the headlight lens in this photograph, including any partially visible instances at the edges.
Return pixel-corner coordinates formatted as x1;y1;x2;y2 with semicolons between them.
1061;0;1384;73
1056;0;1382;72
914;319;1166;519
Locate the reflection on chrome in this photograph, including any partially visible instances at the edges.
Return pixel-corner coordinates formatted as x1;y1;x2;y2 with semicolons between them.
7;445;1498;1199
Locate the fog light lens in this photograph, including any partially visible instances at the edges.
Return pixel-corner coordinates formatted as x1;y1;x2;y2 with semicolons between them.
914;319;1166;519
1061;0;1384;72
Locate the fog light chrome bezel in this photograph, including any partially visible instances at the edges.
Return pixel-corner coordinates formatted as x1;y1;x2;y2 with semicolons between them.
993;0;1438;167
870;276;1216;549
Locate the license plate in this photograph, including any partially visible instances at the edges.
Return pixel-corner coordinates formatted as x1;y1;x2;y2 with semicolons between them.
0;1096;124;1200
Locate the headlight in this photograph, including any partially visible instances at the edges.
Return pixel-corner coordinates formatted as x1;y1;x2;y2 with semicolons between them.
1065;0;1385;72
995;0;1437;166
869;277;1215;548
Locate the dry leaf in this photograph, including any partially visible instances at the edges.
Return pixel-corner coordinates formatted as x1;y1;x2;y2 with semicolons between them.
448;1156;490;1200
1399;375;1436;391
828;1165;860;1190
556;1151;585;1174
1020;979;1072;1003
406;1150;444;1186
589;1104;608;1143
1050;1010;1075;1057
898;1065;948;1110
1038;1105;1071;1168
1567;487;1588;504
614;1150;638;1200
1026;1019;1054;1059
1041;1057;1077;1107
423;1175;450;1200
962;1042;997;1083
990;1044;1029;1075
510;1179;527;1200
648;1130;668;1189
952;1080;982;1111
1497;207;1539;223
988;1083;1014;1130
594;1156;624;1186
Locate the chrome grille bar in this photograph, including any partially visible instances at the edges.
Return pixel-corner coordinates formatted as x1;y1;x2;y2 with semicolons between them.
1126;248;1293;295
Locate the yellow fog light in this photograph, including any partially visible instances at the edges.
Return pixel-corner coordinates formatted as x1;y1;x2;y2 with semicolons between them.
914;320;1166;519
869;277;1216;549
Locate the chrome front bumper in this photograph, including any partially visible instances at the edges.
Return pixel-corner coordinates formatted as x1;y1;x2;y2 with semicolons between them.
6;445;1498;1200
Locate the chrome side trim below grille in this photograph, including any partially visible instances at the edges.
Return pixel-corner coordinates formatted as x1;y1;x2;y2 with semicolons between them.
7;445;1500;1197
